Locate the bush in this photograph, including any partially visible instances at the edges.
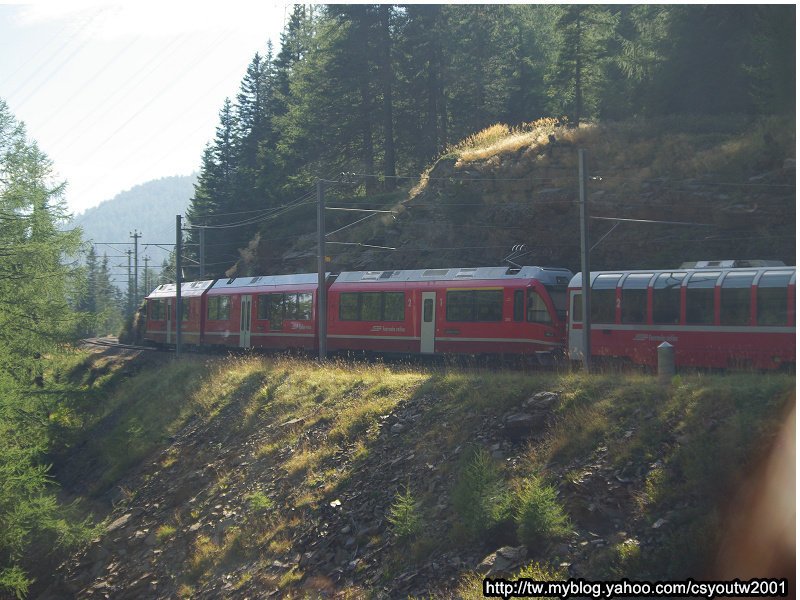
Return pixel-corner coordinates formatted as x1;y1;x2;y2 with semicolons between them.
452;448;513;543
514;476;571;547
387;487;422;539
246;490;274;512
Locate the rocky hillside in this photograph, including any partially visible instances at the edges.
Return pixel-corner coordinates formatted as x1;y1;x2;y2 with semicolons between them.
240;116;795;277
33;347;794;599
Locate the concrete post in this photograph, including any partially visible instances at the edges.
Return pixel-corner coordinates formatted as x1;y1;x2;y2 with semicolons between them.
658;342;675;385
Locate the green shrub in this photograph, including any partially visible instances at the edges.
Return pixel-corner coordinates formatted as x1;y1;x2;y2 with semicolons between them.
452;448;513;542
246;490;274;512
514;476;571;547
388;487;422;539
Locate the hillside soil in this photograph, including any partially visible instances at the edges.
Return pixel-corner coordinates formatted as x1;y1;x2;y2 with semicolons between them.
30;345;794;599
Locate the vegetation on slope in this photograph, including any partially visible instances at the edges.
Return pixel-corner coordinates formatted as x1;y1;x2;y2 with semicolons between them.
40;350;794;598
265;114;794;276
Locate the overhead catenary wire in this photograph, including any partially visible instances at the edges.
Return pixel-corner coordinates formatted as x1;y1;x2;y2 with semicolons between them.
74;30;240;166
5;10;106;104
590;216;715;227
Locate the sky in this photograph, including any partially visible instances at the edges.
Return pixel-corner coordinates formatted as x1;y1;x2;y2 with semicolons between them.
1;3;289;216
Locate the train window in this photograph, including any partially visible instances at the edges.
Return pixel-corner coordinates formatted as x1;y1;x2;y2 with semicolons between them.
621;274;652;324
361;293;382;321
446;291;474;321
207;296;231;321
720;271;756;326
339;293;359;321
686;272;720;325
383;292;405;322
149;300;164;320
284;293;311;320
543;284;568;320
297;293;313;320
282;294;295;319
269;295;284;329
475;290;503;321
285;294;301;319
513;290;524;322
339;292;405;321
446;289;502;322
423;299;433;322
757;271;793;326
591;274;621;324
527;290;552;324
653;272;685;324
572;293;582;323
182;299;191;321
257;295;270;320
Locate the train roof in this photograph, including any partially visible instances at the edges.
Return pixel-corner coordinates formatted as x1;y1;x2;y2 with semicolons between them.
334;265;573;285
209;273;323;292
146;280;215;299
679;259;786;269
568;265;796;288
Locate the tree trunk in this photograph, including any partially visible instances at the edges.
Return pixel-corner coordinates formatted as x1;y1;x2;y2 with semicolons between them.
574;7;583;128
378;5;396;190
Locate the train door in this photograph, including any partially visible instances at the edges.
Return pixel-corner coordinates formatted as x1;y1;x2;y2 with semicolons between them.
240;295;252;348
567;289;583;361
166;299;173;344
420;291;436;354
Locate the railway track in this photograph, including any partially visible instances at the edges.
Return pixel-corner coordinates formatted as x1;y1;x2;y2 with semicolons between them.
81;337;158;352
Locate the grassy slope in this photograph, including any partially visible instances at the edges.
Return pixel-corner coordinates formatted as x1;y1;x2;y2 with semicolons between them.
43;350;794;598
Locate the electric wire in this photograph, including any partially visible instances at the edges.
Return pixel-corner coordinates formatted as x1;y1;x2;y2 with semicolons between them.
77;31;239;166
4;10;105;102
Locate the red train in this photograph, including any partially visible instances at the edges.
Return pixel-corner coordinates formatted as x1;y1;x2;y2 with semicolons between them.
145;266;573;363
567;261;796;370
144;261;796;370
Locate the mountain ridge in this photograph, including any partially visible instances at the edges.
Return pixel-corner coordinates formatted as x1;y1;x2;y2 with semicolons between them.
69;174;197;285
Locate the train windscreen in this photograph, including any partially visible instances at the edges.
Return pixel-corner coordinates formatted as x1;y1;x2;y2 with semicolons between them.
544;284;568;320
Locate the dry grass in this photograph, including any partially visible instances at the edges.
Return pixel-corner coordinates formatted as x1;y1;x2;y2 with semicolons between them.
76;350;793;592
452;118;562;163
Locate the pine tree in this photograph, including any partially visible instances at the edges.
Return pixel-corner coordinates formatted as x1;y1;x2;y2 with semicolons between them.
274;4;313;116
376;4;397;189
0;99;91;598
395;4;449;168
186;99;240;277
745;5;795;115
235;48;279;222
504;5;560;125
547;5;617;126
648;5;760;116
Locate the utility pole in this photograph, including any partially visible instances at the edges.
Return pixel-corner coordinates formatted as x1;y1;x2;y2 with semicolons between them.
126;249;133;316
317;178;327;361
199;226;205;279
578;148;591;371
130;230;141;307
143;256;150;298
175;215;183;358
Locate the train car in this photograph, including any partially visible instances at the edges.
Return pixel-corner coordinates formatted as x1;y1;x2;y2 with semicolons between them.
567;262;796;370
203;273;322;350
327;266;573;361
144;280;215;346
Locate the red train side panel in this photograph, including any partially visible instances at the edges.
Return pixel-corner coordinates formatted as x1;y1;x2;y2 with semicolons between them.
144;280;214;346
328;266;573;360
204;274;320;351
567;266;796;370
